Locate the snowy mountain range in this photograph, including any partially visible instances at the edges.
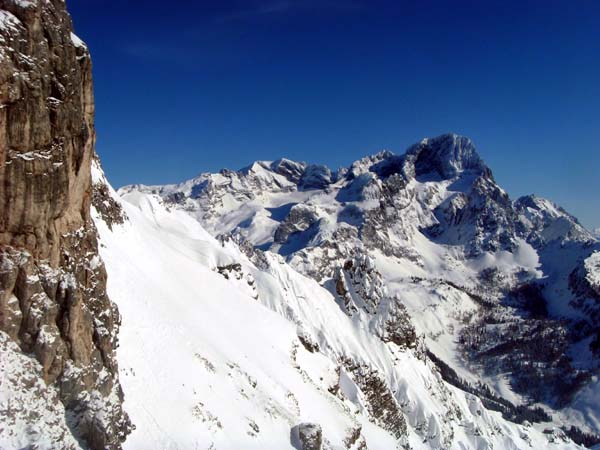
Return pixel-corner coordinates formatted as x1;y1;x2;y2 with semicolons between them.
105;133;599;449
1;1;600;448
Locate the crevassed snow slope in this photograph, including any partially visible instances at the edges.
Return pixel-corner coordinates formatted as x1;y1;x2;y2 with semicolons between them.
93;167;582;450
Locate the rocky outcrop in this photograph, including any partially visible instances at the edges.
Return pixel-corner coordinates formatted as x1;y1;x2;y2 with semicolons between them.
0;0;129;448
341;359;408;441
292;423;323;450
91;158;127;231
0;331;82;449
569;252;600;354
299;164;332;190
569;252;600;308
429;172;518;256
334;254;384;315
381;299;417;349
274;204;320;245
271;158;307;183
404;134;488;179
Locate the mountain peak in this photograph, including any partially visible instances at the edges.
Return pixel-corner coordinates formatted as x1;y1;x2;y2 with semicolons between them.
515;194;574;221
270;158;307;183
515;194;596;244
406;133;488;179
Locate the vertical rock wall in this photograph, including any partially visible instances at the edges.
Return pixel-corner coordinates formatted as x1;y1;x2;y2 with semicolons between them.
0;0;130;448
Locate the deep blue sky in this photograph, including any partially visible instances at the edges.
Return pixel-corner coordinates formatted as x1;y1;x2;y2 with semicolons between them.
69;0;600;228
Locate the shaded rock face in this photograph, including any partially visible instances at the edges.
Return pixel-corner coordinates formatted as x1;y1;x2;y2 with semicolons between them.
569;252;600;355
91;164;127;231
274;204;320;245
341;359;408;441
270;158;307;183
0;0;95;265
292;423;323;450
299;164;332;190
405;133;487;180
427;172;518;256
0;0;130;448
570;253;600;309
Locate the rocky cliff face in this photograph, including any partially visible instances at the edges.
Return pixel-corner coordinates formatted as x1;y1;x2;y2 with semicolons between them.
0;0;129;448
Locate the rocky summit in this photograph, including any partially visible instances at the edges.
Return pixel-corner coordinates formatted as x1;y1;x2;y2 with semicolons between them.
1;1;599;450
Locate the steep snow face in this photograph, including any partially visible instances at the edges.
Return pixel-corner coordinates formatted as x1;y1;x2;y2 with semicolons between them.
95;166;584;449
122;133;600;441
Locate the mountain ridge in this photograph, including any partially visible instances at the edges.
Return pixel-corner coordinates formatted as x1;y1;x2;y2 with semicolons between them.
1;0;598;447
120;132;596;242
101;155;596;449
121;132;600;444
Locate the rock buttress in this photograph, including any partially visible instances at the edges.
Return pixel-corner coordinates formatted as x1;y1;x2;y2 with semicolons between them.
0;0;130;448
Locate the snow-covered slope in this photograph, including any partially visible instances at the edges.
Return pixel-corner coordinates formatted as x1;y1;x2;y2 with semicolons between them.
94;160;586;449
121;133;600;447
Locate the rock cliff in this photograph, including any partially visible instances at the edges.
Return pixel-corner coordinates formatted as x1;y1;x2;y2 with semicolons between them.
0;0;130;448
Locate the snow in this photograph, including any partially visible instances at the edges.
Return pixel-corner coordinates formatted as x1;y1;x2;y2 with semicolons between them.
0;10;22;33
13;0;36;8
466;238;542;277
96;191;395;449
12;150;52;161
119;135;600;444
94;168;584;449
562;377;600;438
585;251;600;287
0;332;83;450
70;31;87;49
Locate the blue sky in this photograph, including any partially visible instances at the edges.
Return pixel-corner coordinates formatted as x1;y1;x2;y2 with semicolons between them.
69;0;600;228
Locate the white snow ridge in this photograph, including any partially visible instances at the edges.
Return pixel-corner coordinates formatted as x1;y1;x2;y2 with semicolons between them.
91;134;600;449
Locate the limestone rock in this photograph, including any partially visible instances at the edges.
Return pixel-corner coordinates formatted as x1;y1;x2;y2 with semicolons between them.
0;0;130;448
293;422;323;450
